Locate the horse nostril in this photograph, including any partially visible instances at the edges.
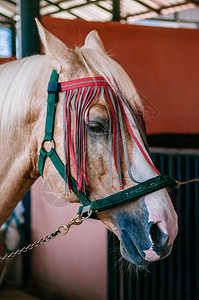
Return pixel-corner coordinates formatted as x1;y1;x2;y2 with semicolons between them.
150;223;169;248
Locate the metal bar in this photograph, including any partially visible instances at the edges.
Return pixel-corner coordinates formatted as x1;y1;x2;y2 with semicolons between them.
151;152;157;168
130;0;160;13
107;231;120;300
41;0;83;18
67;11;85;19
22;190;31;285
135;274;141;300
123;258;133;300
151;261;157;300
185;156;191;300
144;268;149;300
42;0;61;8
96;3;112;13
0;12;13;21
42;0;75;7
107;149;199;299
43;0;103;16
10;22;16;56
188;0;199;6
0;20;15;25
113;233;120;300
160;154;166;300
128;272;134;300
122;262;128;300
124;1;192;19
3;0;16;5
177;155;183;300
168;155;174;300
19;0;41;58
18;0;40;286
195;156;199;299
112;0;120;21
107;230;114;300
149;144;158;300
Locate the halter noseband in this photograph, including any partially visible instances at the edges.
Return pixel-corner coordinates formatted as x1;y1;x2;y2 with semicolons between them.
38;70;177;219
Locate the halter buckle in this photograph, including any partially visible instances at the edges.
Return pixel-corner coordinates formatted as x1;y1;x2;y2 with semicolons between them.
80;205;92;220
41;140;55;151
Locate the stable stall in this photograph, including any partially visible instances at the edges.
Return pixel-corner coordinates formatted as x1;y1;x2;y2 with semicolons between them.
0;1;199;300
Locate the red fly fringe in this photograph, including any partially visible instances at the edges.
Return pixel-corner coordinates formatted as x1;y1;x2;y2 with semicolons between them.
61;77;159;193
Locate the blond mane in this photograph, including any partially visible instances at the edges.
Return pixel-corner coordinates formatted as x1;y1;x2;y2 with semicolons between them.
0;42;142;141
0;55;49;138
75;46;143;111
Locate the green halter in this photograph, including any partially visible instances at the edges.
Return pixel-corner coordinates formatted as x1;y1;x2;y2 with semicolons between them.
38;70;177;218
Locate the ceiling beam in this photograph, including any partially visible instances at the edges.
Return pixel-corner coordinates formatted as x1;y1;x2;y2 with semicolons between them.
0;12;13;21
0;19;15;26
42;0;60;9
42;0;95;19
4;0;16;5
95;3;112;14
0;0;198;24
63;10;85;20
131;0;161;13
160;1;196;12
188;0;199;6
125;1;195;19
43;0;104;15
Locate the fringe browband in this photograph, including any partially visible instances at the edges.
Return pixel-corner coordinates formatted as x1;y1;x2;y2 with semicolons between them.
61;77;160;193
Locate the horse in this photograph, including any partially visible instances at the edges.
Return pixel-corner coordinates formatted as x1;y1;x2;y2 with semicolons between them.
0;20;178;276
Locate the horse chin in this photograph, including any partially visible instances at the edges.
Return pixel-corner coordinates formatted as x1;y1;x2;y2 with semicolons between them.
120;236;150;267
119;228;173;267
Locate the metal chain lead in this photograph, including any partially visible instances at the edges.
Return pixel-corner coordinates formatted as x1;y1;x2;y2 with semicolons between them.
0;216;83;262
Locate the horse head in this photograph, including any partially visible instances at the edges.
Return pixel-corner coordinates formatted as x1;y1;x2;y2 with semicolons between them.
36;21;178;267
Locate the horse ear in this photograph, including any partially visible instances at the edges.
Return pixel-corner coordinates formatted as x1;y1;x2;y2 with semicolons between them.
35;18;74;68
84;30;106;54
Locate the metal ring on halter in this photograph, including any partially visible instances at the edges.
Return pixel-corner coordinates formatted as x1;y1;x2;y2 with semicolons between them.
80;205;92;220
41;140;55;151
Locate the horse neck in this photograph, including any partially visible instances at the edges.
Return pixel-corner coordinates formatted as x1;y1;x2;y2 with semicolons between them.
0;56;51;225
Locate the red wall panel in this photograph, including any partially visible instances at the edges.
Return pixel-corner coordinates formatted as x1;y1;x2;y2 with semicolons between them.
43;17;199;134
0;57;16;64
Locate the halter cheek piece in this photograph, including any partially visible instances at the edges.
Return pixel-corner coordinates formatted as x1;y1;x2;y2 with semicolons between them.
38;70;177;219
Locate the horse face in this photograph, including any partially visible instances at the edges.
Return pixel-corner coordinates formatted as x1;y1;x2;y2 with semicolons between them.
84;98;178;266
37;21;178;267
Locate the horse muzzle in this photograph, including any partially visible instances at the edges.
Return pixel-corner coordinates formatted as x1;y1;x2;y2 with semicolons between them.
119;221;173;266
114;196;177;267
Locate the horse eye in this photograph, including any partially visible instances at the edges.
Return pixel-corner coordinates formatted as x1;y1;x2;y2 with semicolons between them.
87;121;107;134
